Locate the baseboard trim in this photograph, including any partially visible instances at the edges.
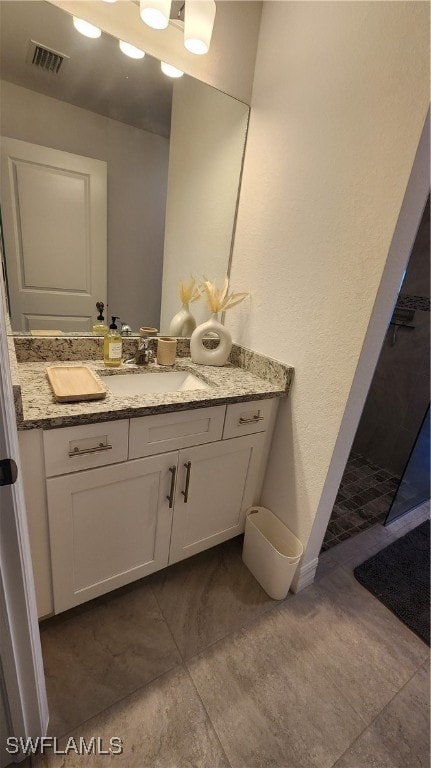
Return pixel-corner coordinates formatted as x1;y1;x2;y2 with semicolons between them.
291;557;319;593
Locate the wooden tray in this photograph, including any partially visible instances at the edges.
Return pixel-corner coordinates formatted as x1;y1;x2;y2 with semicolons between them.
46;366;107;403
31;330;64;336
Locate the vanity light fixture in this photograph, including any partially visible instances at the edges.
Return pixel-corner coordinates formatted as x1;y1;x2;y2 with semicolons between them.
184;0;216;55
140;0;171;30
119;40;146;59
161;61;183;78
72;17;102;39
102;0;117;3
138;0;216;55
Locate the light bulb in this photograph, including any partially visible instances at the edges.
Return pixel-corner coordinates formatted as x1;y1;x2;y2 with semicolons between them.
140;0;171;30
161;61;183;78
184;0;216;55
102;0;117;3
73;17;102;39
119;40;146;59
184;38;208;55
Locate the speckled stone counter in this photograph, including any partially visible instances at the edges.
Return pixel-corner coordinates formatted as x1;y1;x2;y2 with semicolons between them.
11;338;293;430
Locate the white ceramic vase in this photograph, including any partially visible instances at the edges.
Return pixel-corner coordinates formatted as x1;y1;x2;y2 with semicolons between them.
190;314;232;366
169;304;196;337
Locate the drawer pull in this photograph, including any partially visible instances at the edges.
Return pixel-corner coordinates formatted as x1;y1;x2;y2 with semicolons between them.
68;443;113;458
182;461;192;503
167;465;176;508
238;414;264;425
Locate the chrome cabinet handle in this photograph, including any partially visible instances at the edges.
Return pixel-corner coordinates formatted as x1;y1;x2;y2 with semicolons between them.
68;443;113;457
166;465;176;508
182;461;192;503
238;415;264;425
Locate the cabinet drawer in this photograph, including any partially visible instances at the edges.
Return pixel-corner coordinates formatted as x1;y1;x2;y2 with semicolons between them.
43;419;129;477
129;405;225;459
223;399;275;439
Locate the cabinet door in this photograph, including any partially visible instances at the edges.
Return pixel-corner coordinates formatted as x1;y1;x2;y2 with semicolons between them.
47;453;177;613
169;434;265;565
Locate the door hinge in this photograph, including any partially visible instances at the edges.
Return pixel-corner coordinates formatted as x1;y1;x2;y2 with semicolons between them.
0;458;18;486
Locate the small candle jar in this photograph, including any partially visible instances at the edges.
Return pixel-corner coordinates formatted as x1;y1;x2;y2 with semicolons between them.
157;337;177;366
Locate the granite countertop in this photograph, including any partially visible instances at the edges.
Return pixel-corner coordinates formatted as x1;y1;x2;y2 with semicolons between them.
14;353;293;430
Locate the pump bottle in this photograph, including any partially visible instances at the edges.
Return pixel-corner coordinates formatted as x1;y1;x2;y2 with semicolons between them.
104;317;122;367
92;301;108;335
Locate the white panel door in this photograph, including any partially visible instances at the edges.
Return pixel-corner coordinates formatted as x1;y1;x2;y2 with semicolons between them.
169;434;265;565
0;137;107;331
46;453;176;613
0;258;48;752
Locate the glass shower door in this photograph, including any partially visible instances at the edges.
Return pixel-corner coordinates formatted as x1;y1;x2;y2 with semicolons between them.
385;406;430;524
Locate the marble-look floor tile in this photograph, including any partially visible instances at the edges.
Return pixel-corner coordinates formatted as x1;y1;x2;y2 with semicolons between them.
327;567;429;660
277;567;428;723
188;608;365;768
314;550;340;580
35;666;230;768
40;580;181;737
324;524;397;569
150;536;278;660
334;662;430;768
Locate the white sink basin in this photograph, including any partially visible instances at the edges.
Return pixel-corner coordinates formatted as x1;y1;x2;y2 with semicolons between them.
105;371;210;396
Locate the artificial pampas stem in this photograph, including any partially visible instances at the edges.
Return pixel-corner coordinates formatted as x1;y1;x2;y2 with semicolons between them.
201;277;248;314
178;277;201;305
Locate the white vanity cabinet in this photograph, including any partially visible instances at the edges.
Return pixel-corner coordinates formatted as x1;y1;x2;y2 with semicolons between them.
129;402;273;564
46;452;177;613
168;434;266;564
18;398;278;617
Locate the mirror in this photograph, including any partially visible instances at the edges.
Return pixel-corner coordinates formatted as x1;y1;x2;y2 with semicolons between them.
0;0;249;335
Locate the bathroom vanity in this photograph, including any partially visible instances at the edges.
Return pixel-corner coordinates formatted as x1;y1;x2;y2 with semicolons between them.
10;337;293;619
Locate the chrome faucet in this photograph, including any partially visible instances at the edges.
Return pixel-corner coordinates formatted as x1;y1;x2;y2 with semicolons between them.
125;336;154;366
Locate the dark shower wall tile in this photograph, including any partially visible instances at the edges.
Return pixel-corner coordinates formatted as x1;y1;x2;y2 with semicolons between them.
401;197;429;296
401;367;430;431
354;309;429;477
368;342;422;425
354;417;417;480
353;418;391;469
387;425;420;477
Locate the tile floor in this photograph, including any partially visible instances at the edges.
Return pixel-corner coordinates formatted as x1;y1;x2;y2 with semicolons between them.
322;452;401;551
31;501;430;768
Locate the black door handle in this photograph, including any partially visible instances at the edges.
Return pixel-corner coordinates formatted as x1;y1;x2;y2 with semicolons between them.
166;465;176;508
181;461;192;503
0;458;18;486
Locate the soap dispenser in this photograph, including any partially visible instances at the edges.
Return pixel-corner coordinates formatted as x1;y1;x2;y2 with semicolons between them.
104;317;122;367
92;301;108;335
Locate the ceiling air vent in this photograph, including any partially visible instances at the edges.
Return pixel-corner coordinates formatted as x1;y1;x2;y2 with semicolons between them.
27;40;69;75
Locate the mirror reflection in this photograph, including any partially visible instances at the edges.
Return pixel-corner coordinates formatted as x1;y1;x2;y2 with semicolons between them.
0;0;249;335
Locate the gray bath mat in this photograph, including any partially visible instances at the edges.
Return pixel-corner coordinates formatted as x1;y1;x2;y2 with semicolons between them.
354;520;430;645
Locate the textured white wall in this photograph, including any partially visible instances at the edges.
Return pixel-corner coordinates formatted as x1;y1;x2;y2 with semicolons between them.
0;80;168;332
160;76;249;333
226;2;430;562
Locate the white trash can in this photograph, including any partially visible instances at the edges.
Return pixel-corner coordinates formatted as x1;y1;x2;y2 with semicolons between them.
242;507;303;600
